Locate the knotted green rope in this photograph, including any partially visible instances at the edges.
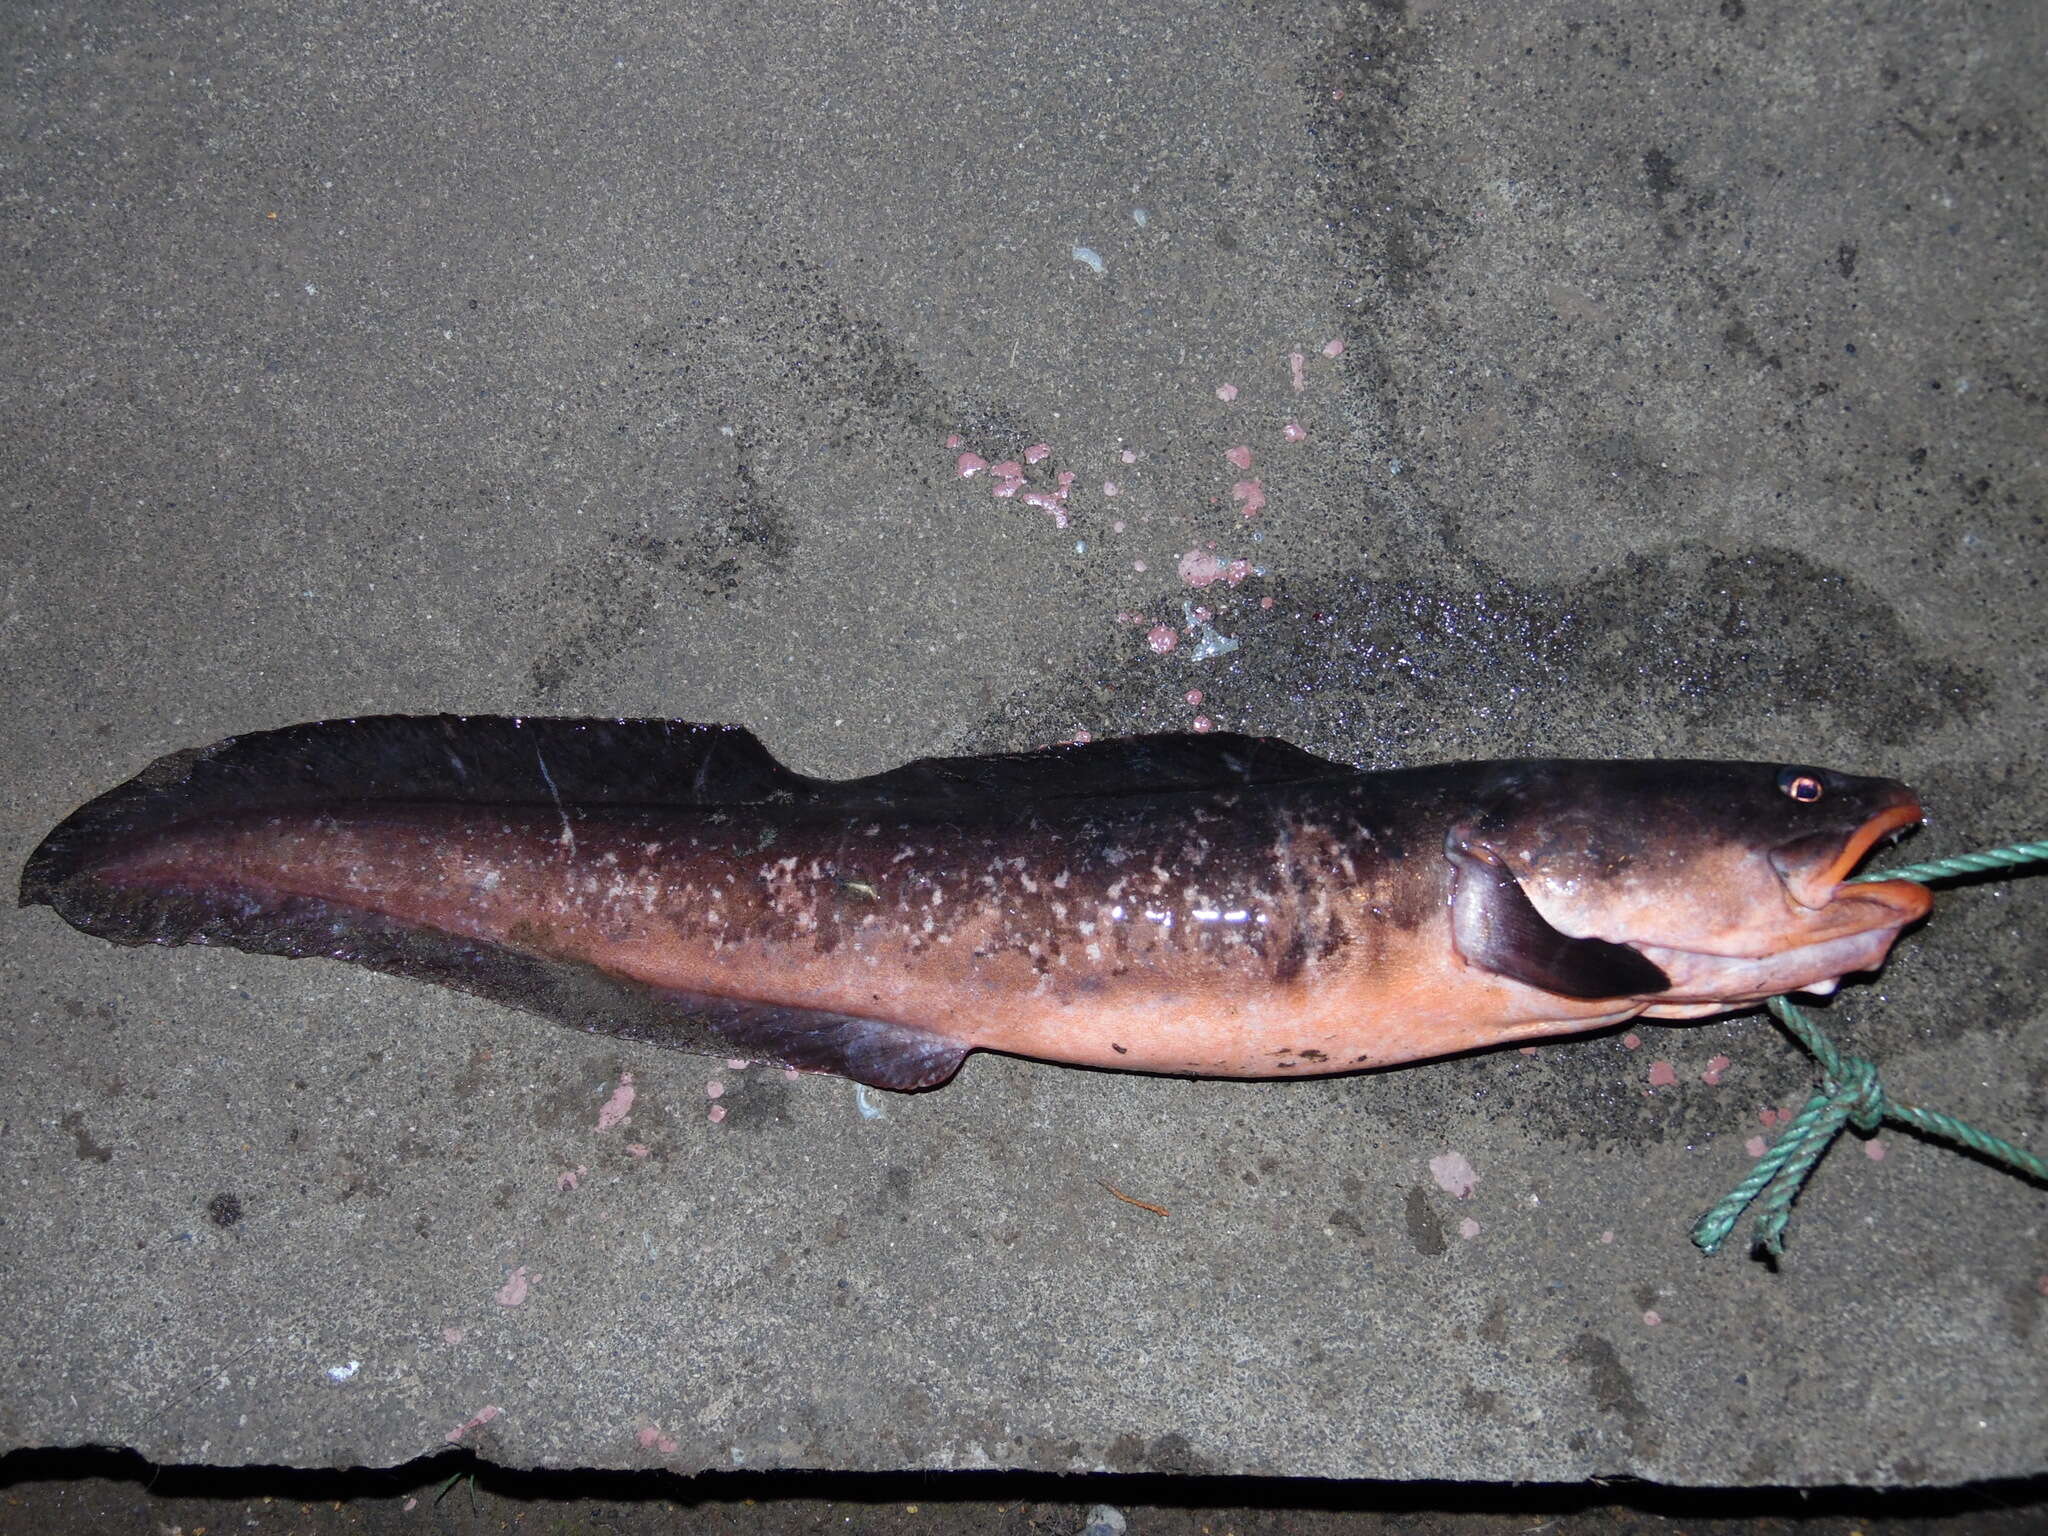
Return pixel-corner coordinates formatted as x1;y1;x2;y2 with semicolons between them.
1691;840;2048;1258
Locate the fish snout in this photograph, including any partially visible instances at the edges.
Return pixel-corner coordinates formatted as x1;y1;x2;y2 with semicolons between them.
1768;799;1925;911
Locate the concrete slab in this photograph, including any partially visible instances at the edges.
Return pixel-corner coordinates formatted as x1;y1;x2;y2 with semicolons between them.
4;0;2043;1485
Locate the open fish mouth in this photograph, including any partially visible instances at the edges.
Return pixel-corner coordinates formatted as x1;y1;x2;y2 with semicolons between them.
1770;799;1927;911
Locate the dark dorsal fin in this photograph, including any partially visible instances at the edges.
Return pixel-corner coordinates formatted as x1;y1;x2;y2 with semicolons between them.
834;732;1352;815
20;715;808;905
1445;831;1671;1000
21;718;1354;906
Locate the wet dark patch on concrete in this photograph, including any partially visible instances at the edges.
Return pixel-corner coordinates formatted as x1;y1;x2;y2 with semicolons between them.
1403;1184;1447;1257
715;1068;797;1134
611;253;1035;475
976;544;1980;769
1566;1329;1662;1461
526;430;795;699
1102;1430;1215;1477
1302;4;1449;308
60;1110;112;1164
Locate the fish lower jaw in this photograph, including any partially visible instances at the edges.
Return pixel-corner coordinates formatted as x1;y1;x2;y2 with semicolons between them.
1632;925;1906;1007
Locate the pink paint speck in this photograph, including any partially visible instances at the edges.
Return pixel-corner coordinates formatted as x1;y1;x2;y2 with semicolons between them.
1020;490;1069;527
1111;518;1126;532
1458;1217;1481;1240
1023;442;1051;464
1429;1150;1478;1198
1120;448;1138;464
1701;1054;1731;1086
404;1497;418;1512
1260;596;1274;609
496;1267;531;1307
2037;1274;2048;1297
1231;479;1266;517
1178;550;1230;587
1215;383;1238;402
1192;715;1214;733
1225;445;1254;470
1599;1230;1615;1245
988;459;1023;480
1322;338;1345;358
726;1057;751;1069
1132;559;1148;572
1621;1032;1642;1050
596;1072;636;1132
442;1326;467;1345
1071;728;1094;744
1103;482;1120;497
784;1066;801;1080
446;1404;502;1444
708;1103;727;1123
1745;1135;1769;1158
1282;420;1307;442
628;1142;651;1158
1146;625;1178;655
555;1165;587;1192
1647;1061;1679;1089
945;433;964;449
1288;351;1307;391
955;452;988;478
1643;1310;1663;1327
1185;689;1203;706
1864;1138;1886;1161
706;1079;724;1099
636;1425;679;1454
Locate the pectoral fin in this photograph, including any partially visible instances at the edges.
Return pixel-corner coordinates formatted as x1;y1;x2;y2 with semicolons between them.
1446;833;1671;1000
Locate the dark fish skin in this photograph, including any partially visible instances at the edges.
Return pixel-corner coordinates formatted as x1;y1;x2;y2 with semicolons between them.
19;716;1931;1090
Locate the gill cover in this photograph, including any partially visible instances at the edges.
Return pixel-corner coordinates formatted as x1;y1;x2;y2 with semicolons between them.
1446;830;1673;1000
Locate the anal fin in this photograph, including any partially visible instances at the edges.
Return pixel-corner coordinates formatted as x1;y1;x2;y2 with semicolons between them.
40;874;969;1091
649;992;970;1091
1446;833;1671;1000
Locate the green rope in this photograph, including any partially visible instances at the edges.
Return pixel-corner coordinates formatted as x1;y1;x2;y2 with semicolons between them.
1692;840;2048;1259
1844;840;2048;888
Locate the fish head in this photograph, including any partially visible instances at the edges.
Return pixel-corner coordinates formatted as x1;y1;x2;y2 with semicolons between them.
1464;760;1930;1007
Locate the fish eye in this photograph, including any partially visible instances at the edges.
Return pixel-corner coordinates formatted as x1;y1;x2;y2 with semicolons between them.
1776;767;1825;803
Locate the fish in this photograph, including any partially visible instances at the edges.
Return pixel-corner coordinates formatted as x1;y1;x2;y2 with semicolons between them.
18;716;1932;1091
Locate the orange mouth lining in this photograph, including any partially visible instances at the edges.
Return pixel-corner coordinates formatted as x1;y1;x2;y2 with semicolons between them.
1817;801;1925;890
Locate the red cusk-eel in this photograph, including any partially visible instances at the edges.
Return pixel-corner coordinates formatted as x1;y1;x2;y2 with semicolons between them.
19;717;1932;1091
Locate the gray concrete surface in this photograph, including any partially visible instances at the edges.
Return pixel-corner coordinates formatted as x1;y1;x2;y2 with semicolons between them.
4;0;2043;1486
